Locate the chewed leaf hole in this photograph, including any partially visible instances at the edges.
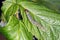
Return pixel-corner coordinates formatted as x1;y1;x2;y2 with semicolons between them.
33;36;38;40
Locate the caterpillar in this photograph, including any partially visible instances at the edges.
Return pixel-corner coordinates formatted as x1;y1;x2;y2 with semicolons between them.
25;9;46;32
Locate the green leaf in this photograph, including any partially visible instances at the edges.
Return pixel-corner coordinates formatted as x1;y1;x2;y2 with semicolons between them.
43;0;60;13
1;0;31;21
1;16;33;40
1;1;19;21
20;1;60;40
1;0;60;40
19;6;43;40
32;0;60;13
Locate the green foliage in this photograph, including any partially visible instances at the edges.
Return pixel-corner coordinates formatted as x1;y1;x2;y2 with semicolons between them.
0;0;60;40
32;0;60;13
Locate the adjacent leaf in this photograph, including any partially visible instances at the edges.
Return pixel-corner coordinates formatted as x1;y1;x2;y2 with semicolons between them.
43;0;60;13
1;0;31;21
20;21;33;40
31;0;60;13
1;1;19;21
1;16;33;40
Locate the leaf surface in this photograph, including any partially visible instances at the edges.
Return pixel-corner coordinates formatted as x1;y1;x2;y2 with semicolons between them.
20;1;60;40
32;0;60;13
1;0;60;40
1;16;33;40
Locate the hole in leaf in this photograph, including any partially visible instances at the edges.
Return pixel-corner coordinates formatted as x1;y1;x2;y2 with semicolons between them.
14;9;23;20
33;36;38;40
